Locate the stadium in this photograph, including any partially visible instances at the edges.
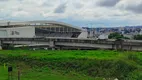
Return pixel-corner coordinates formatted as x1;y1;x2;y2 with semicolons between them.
0;20;88;38
0;20;142;51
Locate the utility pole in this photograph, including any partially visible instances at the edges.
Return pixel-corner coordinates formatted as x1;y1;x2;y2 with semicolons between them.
7;21;10;27
18;70;20;80
17;65;21;80
90;23;93;38
8;66;13;80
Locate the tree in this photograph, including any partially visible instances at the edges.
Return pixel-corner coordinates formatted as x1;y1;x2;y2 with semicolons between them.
108;32;124;39
134;35;142;40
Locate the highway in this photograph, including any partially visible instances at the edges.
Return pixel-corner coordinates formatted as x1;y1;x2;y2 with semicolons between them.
0;37;142;51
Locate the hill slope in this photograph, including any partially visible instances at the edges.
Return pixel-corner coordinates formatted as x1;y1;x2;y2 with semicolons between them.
0;50;142;80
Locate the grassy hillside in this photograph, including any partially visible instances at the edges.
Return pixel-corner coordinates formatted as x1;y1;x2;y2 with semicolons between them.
0;50;142;80
0;66;97;80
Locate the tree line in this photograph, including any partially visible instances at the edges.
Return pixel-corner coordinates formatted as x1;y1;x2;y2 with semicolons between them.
108;32;142;40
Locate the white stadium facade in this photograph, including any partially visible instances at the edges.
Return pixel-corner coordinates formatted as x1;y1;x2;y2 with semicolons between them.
1;20;142;51
0;20;88;38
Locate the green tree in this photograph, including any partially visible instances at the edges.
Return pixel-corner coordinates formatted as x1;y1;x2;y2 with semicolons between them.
108;32;124;39
134;35;142;40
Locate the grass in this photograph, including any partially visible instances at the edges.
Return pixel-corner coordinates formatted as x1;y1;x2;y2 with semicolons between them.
0;66;8;80
0;65;98;80
0;50;142;80
0;50;128;59
0;50;142;62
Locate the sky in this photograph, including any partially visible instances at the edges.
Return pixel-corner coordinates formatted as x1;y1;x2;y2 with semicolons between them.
0;0;142;27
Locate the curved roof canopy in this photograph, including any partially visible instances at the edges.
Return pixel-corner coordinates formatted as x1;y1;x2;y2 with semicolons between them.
0;20;83;31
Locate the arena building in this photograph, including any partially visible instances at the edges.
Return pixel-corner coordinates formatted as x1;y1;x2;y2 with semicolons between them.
0;20;88;38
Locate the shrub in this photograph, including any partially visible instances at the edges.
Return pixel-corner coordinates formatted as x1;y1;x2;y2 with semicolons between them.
108;32;124;39
134;35;142;40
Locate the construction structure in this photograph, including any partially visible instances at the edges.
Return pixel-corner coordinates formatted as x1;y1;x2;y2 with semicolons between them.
0;20;88;38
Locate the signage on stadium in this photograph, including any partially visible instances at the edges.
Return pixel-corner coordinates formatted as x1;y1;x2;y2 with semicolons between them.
10;31;20;35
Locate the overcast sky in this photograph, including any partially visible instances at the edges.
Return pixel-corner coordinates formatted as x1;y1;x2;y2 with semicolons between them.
0;0;142;27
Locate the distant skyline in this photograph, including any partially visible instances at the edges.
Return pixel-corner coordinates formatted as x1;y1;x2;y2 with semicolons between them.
0;0;142;27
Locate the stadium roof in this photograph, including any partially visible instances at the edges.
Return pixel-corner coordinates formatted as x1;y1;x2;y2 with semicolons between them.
0;20;83;31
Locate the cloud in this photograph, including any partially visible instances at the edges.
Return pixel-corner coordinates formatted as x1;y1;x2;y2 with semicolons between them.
126;4;142;13
97;0;120;7
0;0;142;27
17;7;23;11
125;3;142;13
54;3;66;13
0;0;9;2
73;2;84;9
11;11;30;17
117;0;142;13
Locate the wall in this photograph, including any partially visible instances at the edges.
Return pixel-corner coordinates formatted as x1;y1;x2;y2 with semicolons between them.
124;34;133;39
0;40;2;50
98;34;109;39
78;30;88;39
0;30;7;37
0;26;35;38
140;29;142;35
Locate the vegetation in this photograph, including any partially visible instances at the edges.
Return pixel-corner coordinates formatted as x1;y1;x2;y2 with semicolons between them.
134;34;142;40
0;65;96;80
108;32;130;39
0;50;142;80
108;32;124;39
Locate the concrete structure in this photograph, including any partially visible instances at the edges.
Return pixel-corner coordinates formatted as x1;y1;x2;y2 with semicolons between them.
0;20;142;51
78;30;88;39
124;34;134;39
98;34;108;39
82;27;95;38
0;38;142;51
140;29;142;35
0;40;2;50
0;26;35;38
0;20;88;38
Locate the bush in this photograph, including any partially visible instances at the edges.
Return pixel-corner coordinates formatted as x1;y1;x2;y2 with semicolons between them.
127;70;142;80
2;44;14;50
108;32;124;39
134;35;142;40
0;55;137;80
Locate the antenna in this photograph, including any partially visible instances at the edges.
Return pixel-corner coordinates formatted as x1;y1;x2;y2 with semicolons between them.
7;21;10;27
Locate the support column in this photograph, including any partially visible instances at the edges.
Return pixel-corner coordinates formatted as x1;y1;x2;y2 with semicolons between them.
49;40;55;50
49;41;55;48
112;44;115;50
0;40;2;50
52;48;55;50
57;47;61;50
114;40;124;51
44;48;48;50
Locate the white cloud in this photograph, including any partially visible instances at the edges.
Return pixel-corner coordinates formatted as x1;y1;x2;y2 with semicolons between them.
11;11;30;17
0;0;142;26
97;0;120;7
117;0;142;13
